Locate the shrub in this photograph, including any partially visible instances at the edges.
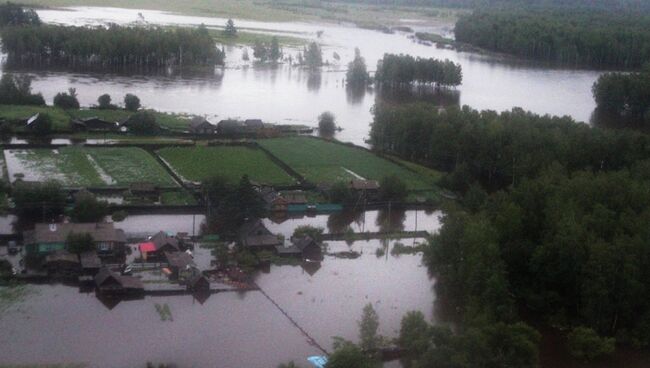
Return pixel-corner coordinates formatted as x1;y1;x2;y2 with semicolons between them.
567;327;615;361
53;88;80;109
124;93;141;112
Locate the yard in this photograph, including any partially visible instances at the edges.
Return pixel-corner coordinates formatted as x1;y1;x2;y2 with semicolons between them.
0;105;70;131
257;137;441;191
157;146;295;185
3;147;177;187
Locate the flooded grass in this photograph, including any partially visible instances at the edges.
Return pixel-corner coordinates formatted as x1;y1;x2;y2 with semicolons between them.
258;137;440;191
157;146;296;185
4;147;178;187
154;303;173;321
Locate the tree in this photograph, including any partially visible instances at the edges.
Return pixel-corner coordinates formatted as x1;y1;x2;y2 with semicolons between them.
0;2;40;26
567;327;615;361
326;342;376;368
398;311;431;360
379;175;407;202
124;93;141;112
242;48;250;61
53;88;80;109
359;303;380;352
97;94;115;109
0;74;44;105
66;232;95;254
318;111;336;135
329;181;354;204
292;225;324;241
125;111;158;135
346;48;369;86
304;42;323;68
253;41;268;62
270;36;282;62
224;18;237;36
70;191;109;223
12;180;66;220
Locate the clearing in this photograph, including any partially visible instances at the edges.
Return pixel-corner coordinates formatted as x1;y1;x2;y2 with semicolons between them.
157;146;295;186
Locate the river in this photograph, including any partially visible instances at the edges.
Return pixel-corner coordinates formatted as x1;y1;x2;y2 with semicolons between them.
0;6;602;146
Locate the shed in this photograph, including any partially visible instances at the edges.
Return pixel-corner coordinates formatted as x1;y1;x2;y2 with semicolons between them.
189;117;216;134
349;179;380;191
238;219;282;251
217;119;245;135
72;117;117;132
95;267;144;295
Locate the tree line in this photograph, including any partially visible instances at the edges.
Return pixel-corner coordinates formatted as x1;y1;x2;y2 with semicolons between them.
375;54;462;87
455;8;650;68
370;103;650;363
1;24;225;69
592;65;650;126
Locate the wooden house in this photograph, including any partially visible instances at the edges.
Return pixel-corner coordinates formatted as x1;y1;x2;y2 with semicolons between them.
189;117;216;135
43;250;81;276
71;117;118;132
275;236;323;261
139;231;181;260
216;119;245;135
80;251;102;276
94;267;144;296
238;219;282;251
164;251;196;280
24;223;127;258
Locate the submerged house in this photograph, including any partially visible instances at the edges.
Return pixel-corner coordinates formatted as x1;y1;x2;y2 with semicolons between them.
276;236;323;261
189;117;216;135
94;267;144;296
24;223;127;258
71;117;118;132
139;231;181;260
238;219;282;251
43;250;81;276
165;251;196;280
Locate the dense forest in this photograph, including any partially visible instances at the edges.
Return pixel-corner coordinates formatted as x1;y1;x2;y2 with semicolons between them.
454;9;650;68
1;24;225;69
592;66;650;126
375;54;462;87
335;0;650;12
371;104;650;363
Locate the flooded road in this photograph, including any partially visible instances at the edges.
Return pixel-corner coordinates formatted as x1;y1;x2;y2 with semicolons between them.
0;7;603;146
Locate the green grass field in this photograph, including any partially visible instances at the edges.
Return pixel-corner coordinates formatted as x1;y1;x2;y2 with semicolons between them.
0;105;71;131
69;109;192;131
5;147;177;187
258;137;440;191
157;146;295;185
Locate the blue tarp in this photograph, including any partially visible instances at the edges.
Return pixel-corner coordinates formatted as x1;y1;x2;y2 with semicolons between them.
307;356;328;368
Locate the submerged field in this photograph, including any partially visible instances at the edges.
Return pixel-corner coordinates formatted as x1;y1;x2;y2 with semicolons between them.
157;146;295;185
4;147;177;187
258;137;440;192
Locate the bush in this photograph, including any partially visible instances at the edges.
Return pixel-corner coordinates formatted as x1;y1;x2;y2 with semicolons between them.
70;191;109;222
379;175;407;202
292;225;324;241
111;210;128;222
53;88;80;109
126;111;158;135
124;93;141;112
97;93;116;109
66;232;95;254
329;181;354;204
318;111;336;135
567;327;615;361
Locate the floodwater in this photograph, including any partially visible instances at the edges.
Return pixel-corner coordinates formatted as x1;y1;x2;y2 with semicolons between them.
0;238;435;368
0;6;602;146
113;214;206;239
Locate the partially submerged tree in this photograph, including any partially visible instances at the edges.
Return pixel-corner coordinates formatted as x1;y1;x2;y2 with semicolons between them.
0;74;44;105
12;180;66;220
379;175;407;202
124;93;141;112
292;225;324;241
224;18;237;36
70;191;109;223
346;48;369;87
0;2;40;27
318;111;336;135
303;42;323;68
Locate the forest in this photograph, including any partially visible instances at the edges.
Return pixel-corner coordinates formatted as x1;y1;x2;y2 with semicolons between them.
454;8;650;68
592;65;650;126
337;0;650;12
370;103;650;363
1;24;225;69
375;54;462;87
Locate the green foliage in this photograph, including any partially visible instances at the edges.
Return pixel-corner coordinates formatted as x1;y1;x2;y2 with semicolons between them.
318;111;337;135
455;8;650;68
253;40;269;61
326;341;377;368
567;327;615;361
292;225;324;241
235;249;259;273
302;42;323;68
379;175;407;202
0;74;44;106
29;113;52;135
204;175;266;236
97;94;115;110
592;68;650;125
224;18;237;36
70;192;108;223
126;111;158;135
0;2;40;27
399;311;431;359
375;53;462;87
66;232;94;254
111;210;128;222
12;180;66;219
123;94;141;112
329;181;354;204
346;48;369;86
252;36;282;62
53;88;80;110
1;24;225;68
359;303;380;352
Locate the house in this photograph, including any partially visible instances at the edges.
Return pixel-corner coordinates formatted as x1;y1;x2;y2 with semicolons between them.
129;182;159;203
189;117;216;135
23;223;127;258
94;267;144;296
139;231;181;260
238;219;282;251
71;117;117;132
165;251;196;280
216;119;244;135
80;251;102;276
43;250;81;276
24;113;50;132
260;187;289;212
243;119;264;131
186;272;210;291
275;236;323;261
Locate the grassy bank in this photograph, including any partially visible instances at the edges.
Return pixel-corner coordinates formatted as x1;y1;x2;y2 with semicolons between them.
5;147;177;187
258;137;441;192
0;105;70;131
157;146;295;185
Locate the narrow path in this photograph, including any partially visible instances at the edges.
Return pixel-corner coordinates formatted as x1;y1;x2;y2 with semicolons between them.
253;281;329;356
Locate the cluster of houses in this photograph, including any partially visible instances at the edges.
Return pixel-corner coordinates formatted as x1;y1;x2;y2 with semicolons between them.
238;219;324;262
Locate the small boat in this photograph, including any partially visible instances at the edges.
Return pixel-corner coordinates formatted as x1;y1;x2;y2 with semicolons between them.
307;356;328;368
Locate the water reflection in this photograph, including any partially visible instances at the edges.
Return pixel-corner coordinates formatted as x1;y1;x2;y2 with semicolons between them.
376;85;460;106
307;71;322;91
346;84;368;105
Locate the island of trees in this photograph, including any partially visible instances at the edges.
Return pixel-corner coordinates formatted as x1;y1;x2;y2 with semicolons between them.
369;102;650;365
375;54;462;87
455;8;650;68
1;23;225;69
